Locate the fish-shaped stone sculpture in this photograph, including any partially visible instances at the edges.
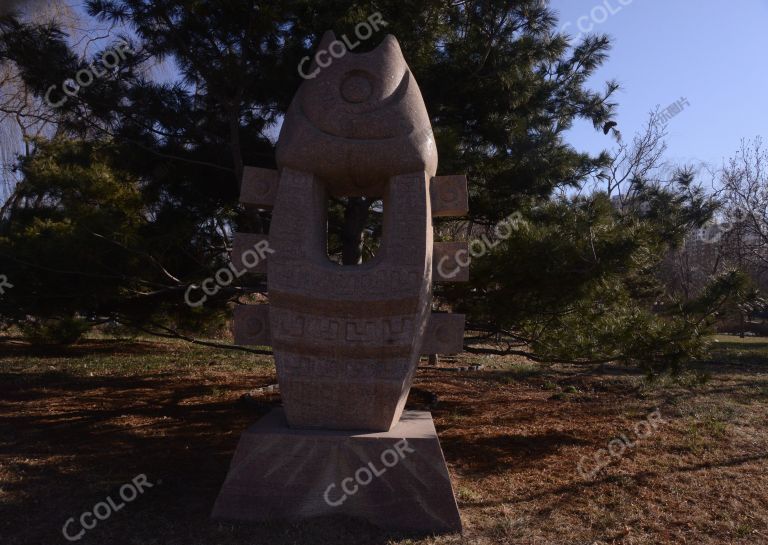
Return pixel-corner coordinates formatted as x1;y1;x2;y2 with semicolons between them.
232;32;469;431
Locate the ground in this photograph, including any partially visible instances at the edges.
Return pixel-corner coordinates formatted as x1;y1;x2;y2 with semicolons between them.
1;335;767;545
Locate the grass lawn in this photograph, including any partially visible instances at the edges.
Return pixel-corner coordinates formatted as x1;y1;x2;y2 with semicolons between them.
1;335;767;544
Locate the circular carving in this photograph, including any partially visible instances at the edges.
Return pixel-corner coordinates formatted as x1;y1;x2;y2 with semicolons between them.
341;71;373;104
253;179;271;195
247;317;264;336
439;183;459;203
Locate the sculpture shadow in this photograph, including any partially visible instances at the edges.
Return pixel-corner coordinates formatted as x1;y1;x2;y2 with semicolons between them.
439;431;591;477
0;369;453;544
0;335;167;358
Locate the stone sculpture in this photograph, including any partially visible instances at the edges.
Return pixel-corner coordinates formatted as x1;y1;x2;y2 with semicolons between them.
214;31;467;533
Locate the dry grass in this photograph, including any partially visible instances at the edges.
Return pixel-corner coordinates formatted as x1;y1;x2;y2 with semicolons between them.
0;335;767;544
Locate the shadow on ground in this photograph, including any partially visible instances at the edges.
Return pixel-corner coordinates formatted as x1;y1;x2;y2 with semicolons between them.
0;368;454;544
3;337;768;544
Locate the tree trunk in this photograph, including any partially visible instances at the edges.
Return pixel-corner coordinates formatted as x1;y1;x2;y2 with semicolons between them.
341;197;369;265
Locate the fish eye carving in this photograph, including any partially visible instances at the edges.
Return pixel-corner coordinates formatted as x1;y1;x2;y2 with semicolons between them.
340;70;374;104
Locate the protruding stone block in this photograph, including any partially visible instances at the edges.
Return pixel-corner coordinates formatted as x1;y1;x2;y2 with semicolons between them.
421;313;465;355
230;233;269;274
433;242;469;282
431;175;468;217
233;304;271;346
240;166;280;208
212;409;462;534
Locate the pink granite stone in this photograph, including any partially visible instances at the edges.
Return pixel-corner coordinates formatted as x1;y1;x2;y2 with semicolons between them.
218;32;470;535
276;32;438;199
232;33;472;432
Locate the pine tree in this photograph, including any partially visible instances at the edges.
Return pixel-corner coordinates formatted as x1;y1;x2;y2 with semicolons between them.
0;1;740;367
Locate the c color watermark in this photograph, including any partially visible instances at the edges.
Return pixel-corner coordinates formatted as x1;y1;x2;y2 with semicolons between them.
61;474;156;542
323;439;414;507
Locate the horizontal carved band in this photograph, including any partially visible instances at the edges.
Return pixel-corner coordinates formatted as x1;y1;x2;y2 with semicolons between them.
234;304;465;356
270;290;421;319
273;340;411;359
433;242;469;282
431;174;468;217
421;313;465;355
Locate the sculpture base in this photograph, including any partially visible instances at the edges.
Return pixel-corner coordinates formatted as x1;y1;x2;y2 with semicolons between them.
211;408;462;534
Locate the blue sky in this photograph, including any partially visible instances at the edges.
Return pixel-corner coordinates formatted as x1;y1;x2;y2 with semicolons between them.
551;0;768;169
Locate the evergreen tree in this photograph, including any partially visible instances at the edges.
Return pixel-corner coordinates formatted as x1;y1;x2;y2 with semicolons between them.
0;1;741;367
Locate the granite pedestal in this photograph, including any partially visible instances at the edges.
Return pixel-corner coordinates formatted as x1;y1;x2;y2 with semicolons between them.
212;409;461;534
